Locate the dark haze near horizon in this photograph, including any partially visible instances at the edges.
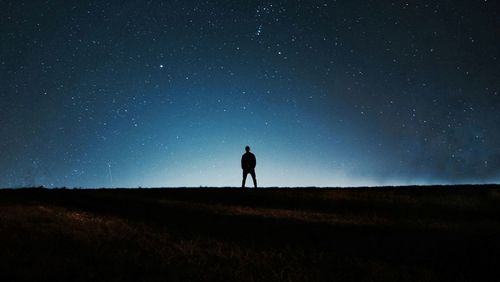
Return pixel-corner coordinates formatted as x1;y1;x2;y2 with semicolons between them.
1;1;499;187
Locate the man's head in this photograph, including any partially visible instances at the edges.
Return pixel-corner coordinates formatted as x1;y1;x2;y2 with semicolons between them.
245;146;250;152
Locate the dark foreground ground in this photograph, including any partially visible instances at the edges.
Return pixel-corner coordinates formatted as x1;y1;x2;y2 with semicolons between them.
0;186;499;282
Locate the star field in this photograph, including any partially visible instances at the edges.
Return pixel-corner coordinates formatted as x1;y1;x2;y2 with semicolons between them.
1;1;499;187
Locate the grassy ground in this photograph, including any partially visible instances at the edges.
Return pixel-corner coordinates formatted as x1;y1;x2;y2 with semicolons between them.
0;186;499;281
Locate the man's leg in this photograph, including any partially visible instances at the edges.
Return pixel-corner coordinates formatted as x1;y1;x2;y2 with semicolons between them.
242;171;248;188
250;170;257;188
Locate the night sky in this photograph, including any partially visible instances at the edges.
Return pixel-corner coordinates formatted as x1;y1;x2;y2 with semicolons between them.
1;1;499;188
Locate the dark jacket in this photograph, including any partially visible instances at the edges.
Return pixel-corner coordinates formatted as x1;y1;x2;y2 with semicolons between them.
241;152;256;170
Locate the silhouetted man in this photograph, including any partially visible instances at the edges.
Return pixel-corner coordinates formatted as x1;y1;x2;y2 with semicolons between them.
241;146;257;188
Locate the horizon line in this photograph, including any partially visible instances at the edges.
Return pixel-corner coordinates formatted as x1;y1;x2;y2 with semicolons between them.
2;183;500;190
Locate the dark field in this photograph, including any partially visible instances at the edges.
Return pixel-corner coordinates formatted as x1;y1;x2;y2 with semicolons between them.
1;186;499;281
